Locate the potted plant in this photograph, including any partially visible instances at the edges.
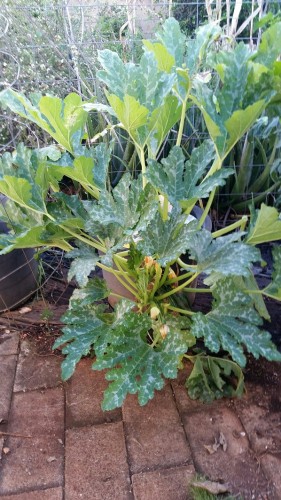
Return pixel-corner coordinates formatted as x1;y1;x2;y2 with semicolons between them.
0;194;38;312
0;18;280;410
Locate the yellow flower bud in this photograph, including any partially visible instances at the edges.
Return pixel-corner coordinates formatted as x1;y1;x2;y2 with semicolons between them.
159;324;169;339
144;256;155;268
150;306;160;320
168;268;177;280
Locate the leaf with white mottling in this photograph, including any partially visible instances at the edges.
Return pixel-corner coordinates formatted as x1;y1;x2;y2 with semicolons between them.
191;279;281;366
67;244;100;287
138;209;198;266
263;246;281;301
187;231;260;277
146;142;232;209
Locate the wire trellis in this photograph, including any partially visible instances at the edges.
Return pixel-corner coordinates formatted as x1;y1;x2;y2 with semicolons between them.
0;0;281;206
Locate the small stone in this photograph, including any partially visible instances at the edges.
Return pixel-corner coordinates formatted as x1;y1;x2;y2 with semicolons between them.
19;306;32;315
47;456;57;463
3;447;10;454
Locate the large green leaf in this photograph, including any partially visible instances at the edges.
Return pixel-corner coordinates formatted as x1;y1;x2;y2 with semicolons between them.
56;156;99;197
0;144;49;212
186;355;244;402
143;41;175;73
187;231;260;277
146;96;182;155
67;244;100;287
155;17;186;67
191;279;281;367
55;297;190;409
138;209;198;266
0;91;87;154
39;93;87;153
83;176;158;258
211;43;252;121
93;305;190;409
0;223;72;254
107;93;149;144
138;51;176;109
246;204;281;245
225;100;267;156
146;142;232;208
185;23;221;75
97;49;127;99
252;22;281;68
263;246;281;301
193;41;273;158
54;304;108;381
69;277;109;306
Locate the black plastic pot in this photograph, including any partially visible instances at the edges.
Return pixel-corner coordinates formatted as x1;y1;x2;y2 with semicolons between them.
0;197;38;312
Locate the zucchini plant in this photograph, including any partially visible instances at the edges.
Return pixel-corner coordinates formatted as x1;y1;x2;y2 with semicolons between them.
0;18;281;410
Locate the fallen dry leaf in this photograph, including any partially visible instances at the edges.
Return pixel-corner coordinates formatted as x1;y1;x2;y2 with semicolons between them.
204;444;217;455
219;431;228;451
204;431;228;454
192;479;229;495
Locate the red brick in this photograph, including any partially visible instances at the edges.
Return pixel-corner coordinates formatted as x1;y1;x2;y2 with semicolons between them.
261;453;281;499
132;465;195;500
0;387;64;494
0;331;19;355
0;355;17;421
182;406;271;497
14;340;62;392
65;422;132;499
235;401;281;456
0;487;63;499
65;358;121;427
122;384;192;474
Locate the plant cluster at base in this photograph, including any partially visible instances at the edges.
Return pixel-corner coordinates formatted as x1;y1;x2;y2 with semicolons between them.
0;18;281;410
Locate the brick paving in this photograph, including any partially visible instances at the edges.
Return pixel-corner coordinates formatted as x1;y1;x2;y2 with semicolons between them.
0;328;281;499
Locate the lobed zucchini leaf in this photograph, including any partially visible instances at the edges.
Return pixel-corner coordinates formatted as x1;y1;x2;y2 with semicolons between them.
0;91;87;154
263;246;281;301
146;142;232;209
186;355;245;402
191;279;281;367
246;204;281;245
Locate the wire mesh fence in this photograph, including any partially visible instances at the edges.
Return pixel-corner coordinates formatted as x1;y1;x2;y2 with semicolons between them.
0;1;281;207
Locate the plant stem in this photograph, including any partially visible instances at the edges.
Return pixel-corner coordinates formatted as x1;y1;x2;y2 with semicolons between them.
80;182;100;200
167;271;193;284
150;331;161;349
176;98;188;147
177;258;197;270
212;215;248;238
59;226;105;252
183;287;209;293
148;263;163;300
197;188;215;229
166;305;194;315
139;147;147;188
159;264;172;288
113;255;139;291
156;273;199;300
